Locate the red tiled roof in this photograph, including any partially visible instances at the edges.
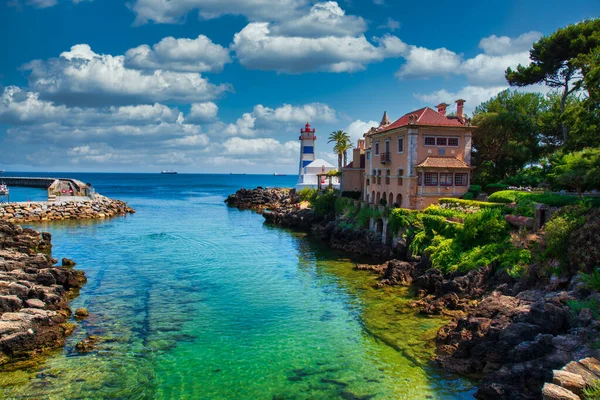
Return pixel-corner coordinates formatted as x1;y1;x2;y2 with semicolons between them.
371;107;466;135
416;156;471;169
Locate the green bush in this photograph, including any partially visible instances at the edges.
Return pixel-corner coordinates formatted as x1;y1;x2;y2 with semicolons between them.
356;206;381;228
298;187;318;202
515;197;536;217
581;269;600;291
567;298;600;319
485;183;509;193
583;380;600;399
388;208;419;234
489;190;600;207
488;191;518;203
334;197;356;216
544;205;589;269
311;189;338;217
423;205;468;220
439;198;510;212
379;197;387;206
458;208;508;247
463;192;474;200
468;184;482;197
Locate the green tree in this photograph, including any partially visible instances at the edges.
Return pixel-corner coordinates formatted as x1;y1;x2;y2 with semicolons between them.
471;90;546;185
506;19;600;144
549;148;600;196
328;130;353;170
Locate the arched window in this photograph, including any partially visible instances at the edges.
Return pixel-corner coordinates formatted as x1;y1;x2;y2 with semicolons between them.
375;192;381;204
396;194;402;207
389;192;394;207
371;191;375;204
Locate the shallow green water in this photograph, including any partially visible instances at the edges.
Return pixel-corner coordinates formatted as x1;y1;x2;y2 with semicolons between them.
0;173;473;399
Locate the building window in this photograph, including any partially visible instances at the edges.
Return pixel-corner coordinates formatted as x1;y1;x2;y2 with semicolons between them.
397;169;404;185
385;169;390;185
440;173;453;186
448;137;459;147
374;142;380;155
418;173;423;186
366;150;371;160
424;172;438;186
366;178;370;186
377;169;382;184
424;137;436;146
455;173;468;186
397;137;404;153
436;137;447;146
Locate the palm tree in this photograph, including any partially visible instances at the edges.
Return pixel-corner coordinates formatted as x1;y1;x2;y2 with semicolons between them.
328;130;353;170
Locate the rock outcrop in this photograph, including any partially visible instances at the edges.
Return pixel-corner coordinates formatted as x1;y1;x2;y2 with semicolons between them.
0;195;135;223
225;187;296;212
0;221;86;365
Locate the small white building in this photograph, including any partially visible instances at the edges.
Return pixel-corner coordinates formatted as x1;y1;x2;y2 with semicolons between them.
296;159;339;190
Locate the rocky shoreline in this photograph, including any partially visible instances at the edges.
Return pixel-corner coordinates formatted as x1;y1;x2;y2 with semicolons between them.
0;194;135;223
0;221;86;366
226;187;600;399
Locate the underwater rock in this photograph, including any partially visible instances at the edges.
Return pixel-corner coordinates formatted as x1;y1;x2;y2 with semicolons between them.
74;308;89;320
75;336;98;353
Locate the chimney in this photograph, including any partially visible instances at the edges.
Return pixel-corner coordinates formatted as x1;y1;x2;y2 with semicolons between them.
436;103;449;116
456;99;466;121
357;139;365;150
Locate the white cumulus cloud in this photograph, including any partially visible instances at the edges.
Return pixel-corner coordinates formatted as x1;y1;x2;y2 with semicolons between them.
23;44;232;106
124;35;231;73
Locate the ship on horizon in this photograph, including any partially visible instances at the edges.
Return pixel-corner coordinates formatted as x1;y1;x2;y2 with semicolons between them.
161;170;177;174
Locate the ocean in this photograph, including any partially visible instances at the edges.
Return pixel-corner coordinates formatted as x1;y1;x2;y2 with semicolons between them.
0;173;473;399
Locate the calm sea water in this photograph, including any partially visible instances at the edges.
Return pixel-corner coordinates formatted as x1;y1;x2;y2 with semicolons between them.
0;173;473;399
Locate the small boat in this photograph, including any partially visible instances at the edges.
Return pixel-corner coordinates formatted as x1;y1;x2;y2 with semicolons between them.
273;173;287;176
0;184;9;196
161;170;178;174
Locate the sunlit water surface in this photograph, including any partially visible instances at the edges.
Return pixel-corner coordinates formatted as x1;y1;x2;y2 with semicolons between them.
0;173;474;399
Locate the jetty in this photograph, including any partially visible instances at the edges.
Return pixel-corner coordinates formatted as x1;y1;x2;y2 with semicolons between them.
0;177;94;202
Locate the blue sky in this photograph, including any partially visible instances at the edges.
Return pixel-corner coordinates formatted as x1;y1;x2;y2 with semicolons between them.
0;0;598;173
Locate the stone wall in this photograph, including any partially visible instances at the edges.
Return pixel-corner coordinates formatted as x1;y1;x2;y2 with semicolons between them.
0;195;135;223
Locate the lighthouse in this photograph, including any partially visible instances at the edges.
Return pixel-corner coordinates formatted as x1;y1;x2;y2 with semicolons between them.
295;123;337;190
298;122;316;178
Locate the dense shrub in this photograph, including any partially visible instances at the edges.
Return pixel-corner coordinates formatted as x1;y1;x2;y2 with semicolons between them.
568;209;600;274
298;187;318;202
439;198;510;212
387;208;419;234
355;206;381;228
334;197;356;216
487;191;518;203
489;190;600;207
544;204;589;270
485;183;509;194
515;197;536;217
423;205;468;220
311;189;338;217
468;184;482;197
463;192;474;200
341;191;361;200
581;269;600;292
458;209;508;247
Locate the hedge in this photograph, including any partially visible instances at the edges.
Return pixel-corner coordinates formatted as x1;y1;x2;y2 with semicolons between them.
488;190;600;207
439;198;511;212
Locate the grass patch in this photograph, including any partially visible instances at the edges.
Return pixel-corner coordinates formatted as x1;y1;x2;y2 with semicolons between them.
488;190;600;207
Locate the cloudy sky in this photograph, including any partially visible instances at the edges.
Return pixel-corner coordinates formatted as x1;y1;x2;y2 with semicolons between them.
0;0;597;173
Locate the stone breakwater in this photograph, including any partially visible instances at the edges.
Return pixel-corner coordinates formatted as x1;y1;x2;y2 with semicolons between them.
0;220;86;366
225;187;296;211
0;195;135;223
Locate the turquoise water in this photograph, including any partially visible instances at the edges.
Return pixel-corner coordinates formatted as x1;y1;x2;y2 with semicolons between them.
0;173;474;399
